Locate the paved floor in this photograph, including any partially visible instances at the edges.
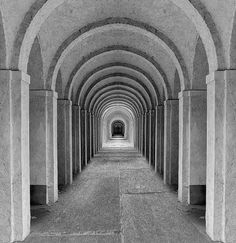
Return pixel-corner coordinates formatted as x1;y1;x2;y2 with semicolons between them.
21;149;216;243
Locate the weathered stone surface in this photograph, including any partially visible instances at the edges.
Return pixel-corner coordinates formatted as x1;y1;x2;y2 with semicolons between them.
0;71;30;242
22;150;214;243
121;194;212;243
164;99;179;186
178;90;207;205
20;234;121;243
30;90;58;205
57;99;73;186
206;71;236;243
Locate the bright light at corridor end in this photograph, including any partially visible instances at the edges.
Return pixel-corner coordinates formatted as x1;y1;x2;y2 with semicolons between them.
101;104;135;148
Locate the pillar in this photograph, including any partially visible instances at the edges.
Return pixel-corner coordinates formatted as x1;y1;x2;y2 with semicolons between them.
0;71;30;242
80;109;86;169
84;110;88;165
140;114;144;154
86;112;90;163
146;111;150;161
143;112;147;157
72;105;79;175
91;113;95;157
57;99;73;185
163;99;179;185
93;114;97;154
178;90;207;205
137;115;140;151
89;112;93;160
30;90;58;205
148;110;155;166
98;117;102;150
96;115;98;152
155;105;164;174
77;106;82;172
206;71;236;242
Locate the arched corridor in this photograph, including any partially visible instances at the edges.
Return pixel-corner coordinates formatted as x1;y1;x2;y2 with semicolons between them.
1;1;236;243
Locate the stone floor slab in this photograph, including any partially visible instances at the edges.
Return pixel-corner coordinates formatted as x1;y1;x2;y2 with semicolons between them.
121;193;213;243
21;233;121;243
120;168;169;194
21;149;215;243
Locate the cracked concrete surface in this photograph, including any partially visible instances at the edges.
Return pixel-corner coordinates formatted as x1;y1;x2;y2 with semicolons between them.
20;149;216;243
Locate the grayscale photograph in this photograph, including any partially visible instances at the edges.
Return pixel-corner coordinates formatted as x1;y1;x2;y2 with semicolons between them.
0;0;234;242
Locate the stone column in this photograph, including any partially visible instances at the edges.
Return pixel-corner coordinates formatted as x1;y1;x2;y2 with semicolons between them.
0;71;30;242
154;106;159;173
72;105;79;175
98;117;102;150
178;90;207;205
146;111;150;161
163;99;179;186
143;112;147;157
86;112;90;163
140;114;144;154
134;116;138;149
57;99;73;186
137;115;140;151
94;115;97;155
206;71;236;243
91;113;95;157
30;90;58;205
95;115;98;153
84;110;88;165
80;109;86;169
77;106;82;173
155;105;164;175
93;115;97;154
148;110;154;166
89;112;93;159
95;115;98;152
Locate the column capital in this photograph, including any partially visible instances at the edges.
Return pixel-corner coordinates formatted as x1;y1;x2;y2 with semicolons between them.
72;104;80;112
81;109;87;113
30;89;58;99
206;70;225;85
0;70;30;84
206;70;236;85
164;99;178;105
155;105;163;109
178;90;207;99
148;109;155;114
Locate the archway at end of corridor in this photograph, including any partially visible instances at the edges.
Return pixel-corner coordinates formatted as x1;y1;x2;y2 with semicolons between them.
111;120;125;137
100;105;136;149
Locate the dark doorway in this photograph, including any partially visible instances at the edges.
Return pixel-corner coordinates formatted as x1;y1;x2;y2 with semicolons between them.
111;120;125;137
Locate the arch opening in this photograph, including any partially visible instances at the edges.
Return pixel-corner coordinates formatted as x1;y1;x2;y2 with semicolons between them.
111;120;125;138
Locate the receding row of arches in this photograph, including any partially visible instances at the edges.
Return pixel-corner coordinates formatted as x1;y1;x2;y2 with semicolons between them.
1;1;236;243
